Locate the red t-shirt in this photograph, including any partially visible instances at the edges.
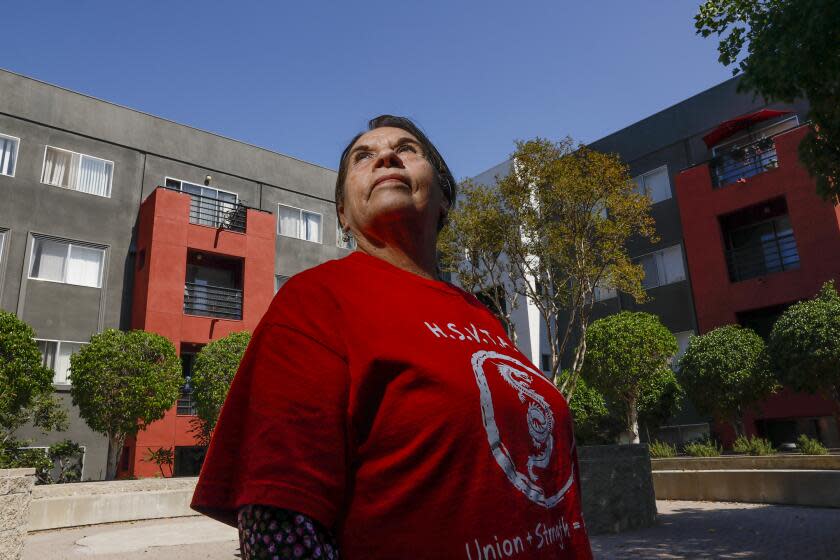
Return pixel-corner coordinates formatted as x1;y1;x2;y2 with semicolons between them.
192;251;593;559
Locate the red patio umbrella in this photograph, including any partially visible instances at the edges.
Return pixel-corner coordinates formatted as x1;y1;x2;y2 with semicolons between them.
702;109;792;148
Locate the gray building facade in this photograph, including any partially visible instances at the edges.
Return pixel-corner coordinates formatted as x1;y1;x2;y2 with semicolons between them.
0;69;345;479
469;76;810;441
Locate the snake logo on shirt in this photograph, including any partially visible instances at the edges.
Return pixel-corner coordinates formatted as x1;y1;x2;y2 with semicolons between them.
471;350;575;508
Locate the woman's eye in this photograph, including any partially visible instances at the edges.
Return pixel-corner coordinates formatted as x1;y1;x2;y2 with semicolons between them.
397;144;418;154
354;151;373;162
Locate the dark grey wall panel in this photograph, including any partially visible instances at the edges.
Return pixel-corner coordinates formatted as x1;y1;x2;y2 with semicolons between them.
619;281;695;333
0;70;336;200
13;392;109;482
22;281;102;341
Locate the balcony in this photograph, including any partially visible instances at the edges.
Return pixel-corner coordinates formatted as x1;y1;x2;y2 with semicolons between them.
725;231;800;282
710;136;778;188
162;184;248;233
183;282;243;320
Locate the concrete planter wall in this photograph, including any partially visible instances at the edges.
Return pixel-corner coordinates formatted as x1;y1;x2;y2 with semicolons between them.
578;444;656;534
653;469;840;507
651;454;840;471
0;468;36;560
28;477;198;532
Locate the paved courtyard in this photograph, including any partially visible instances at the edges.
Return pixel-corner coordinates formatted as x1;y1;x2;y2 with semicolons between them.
23;500;840;559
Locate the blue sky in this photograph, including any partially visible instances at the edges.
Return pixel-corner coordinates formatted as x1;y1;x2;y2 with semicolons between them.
1;2;732;179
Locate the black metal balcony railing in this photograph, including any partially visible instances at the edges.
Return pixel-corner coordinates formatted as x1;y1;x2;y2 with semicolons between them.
711;137;778;188
189;193;247;232
183;282;243;320
177;382;197;416
725;231;800;282
162;185;247;233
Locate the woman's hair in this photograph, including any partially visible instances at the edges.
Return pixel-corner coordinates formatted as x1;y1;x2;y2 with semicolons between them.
335;115;457;232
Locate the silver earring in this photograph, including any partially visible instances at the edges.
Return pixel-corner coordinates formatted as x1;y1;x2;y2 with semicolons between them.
342;230;352;243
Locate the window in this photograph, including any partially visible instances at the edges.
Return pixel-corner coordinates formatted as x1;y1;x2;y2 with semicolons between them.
41;146;113;197
0;230;6;264
593;281;617;302
275;274;290;294
37;339;86;385
29;237;105;288
637;244;685;289
165;178;240;230
540;353;552;373
633;166;671;204
184;251;243;320
0;133;19;177
277;204;322;243
671;331;694;369
337;223;357;250
178;350;198;416
721;198;799;282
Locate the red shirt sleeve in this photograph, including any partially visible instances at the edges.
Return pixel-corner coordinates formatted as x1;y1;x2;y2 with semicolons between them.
191;274;350;529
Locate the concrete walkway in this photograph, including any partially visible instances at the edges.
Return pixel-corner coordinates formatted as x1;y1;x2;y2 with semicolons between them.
23;500;840;559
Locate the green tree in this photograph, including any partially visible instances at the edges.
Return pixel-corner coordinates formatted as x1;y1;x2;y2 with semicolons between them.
557;372;622;445
69;329;181;480
191;331;251;443
439;181;519;342
0;310;67;444
581;312;679;443
695;0;840;198
767;281;840;412
448;138;655;398
678;325;775;437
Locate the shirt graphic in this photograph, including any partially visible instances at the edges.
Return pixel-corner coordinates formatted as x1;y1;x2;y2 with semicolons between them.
472;350;575;508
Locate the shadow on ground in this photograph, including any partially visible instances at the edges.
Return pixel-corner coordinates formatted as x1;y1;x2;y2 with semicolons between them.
590;501;840;559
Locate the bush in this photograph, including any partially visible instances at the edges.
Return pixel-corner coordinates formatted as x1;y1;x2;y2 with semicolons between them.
797;434;828;455
649;440;677;458
733;435;776;455
684;439;722;457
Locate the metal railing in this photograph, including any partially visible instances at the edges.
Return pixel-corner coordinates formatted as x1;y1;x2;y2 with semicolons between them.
162;186;248;232
711;136;778;188
725;231;800;282
183;282;243;320
177;383;197;416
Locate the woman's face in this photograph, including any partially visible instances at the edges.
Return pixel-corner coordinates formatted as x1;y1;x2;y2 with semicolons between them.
339;126;447;240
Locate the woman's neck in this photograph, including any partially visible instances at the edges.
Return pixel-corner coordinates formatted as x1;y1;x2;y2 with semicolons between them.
355;227;440;281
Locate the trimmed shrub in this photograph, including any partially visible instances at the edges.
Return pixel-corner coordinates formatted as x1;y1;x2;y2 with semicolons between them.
797;434;828;455
649;440;677;458
733;435;776;455
684;439;722;457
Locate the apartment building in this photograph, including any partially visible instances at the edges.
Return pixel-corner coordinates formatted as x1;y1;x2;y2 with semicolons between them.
0;68;350;479
469;77;839;448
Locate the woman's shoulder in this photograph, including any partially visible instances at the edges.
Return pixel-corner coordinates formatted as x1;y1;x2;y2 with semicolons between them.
263;256;353;322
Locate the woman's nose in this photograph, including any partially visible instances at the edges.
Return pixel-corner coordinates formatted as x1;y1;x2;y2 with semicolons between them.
373;147;404;169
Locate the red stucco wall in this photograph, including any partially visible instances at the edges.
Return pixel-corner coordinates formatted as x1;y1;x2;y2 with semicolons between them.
676;125;840;445
125;188;275;477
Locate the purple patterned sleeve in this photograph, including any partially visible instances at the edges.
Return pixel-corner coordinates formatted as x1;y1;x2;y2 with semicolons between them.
237;505;340;559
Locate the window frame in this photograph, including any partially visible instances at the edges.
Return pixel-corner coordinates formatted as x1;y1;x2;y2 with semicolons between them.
0;132;20;178
635;243;686;290
633;165;671;204
276;203;323;244
35;338;89;386
41;145;114;198
18;444;87;481
0;230;6;265
28;236;106;288
165;177;239;204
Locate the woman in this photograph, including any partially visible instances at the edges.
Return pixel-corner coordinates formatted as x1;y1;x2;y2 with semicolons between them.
192;115;593;559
